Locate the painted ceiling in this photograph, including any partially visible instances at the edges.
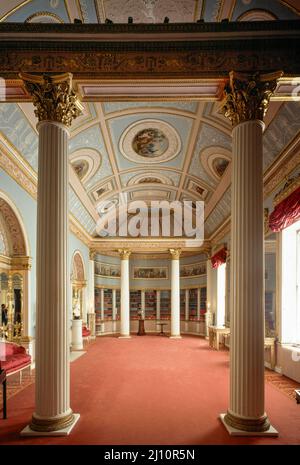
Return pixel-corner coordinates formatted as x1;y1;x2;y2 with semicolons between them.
0;0;300;243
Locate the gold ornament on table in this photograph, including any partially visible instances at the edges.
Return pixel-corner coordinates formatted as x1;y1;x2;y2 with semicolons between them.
219;70;283;127
19;72;83;126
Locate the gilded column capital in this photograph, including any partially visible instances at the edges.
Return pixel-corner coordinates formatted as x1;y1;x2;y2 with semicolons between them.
219;70;283;127
169;248;182;260
89;249;97;260
19;72;83;126
118;248;131;260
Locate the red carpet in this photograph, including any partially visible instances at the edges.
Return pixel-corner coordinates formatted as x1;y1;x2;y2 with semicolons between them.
0;336;300;445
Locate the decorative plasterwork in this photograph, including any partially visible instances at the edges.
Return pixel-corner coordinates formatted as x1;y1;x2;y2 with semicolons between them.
186;179;208;200
119;119;181;164
273;171;300;205
127;171;173;186
92;180;114;201
200;146;231;182
72;252;85;281
70;148;101;184
25;11;64;23
0;198;26;256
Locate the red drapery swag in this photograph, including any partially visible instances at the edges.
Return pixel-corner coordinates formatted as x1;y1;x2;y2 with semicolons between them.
269;186;300;232
211;247;227;269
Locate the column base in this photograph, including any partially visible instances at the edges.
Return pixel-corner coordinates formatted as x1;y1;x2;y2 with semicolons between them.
169;335;182;339
20;413;80;437
220;414;278;437
118;335;131;339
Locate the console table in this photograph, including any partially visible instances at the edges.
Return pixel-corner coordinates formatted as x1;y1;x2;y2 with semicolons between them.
208;326;230;350
0;369;7;419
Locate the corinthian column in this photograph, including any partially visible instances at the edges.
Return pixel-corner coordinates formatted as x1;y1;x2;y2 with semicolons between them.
87;250;96;337
219;71;281;435
20;72;82;435
118;249;131;338
169;248;182;339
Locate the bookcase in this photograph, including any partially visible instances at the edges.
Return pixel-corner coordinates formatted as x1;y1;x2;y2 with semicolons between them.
160;290;170;319
200;287;207;313
145;290;156;319
95;288;102;334
130;290;141;319
104;288;112;320
189;289;197;318
180;290;185;319
116;289;120;319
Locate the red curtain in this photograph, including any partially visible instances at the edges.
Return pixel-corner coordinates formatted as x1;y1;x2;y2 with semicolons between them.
211;247;227;269
269;186;300;232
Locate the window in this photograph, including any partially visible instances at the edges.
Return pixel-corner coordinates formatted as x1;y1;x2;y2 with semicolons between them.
281;219;300;345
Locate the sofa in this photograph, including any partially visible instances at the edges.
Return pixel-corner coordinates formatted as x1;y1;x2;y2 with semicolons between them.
0;341;31;381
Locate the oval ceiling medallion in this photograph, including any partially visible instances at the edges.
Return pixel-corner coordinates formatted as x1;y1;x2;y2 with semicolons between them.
119;119;181;164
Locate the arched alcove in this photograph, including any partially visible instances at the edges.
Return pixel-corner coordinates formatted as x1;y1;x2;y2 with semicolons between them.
0;192;31;340
71;251;87;322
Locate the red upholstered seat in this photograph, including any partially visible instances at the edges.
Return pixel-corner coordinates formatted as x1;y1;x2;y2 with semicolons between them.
0;341;31;374
82;326;91;337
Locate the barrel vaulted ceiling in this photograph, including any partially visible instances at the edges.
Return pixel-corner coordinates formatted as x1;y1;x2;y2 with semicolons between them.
0;0;300;244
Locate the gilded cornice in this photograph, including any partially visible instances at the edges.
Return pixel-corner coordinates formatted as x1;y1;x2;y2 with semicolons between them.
274;172;300;205
20;73;83;126
219;71;283;127
0;22;300;79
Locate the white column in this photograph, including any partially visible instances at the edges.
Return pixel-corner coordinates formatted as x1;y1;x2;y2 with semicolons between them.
87;252;95;337
197;288;201;319
156;290;161;320
112;289;117;320
220;71;280;435
141;290;145;319
169;249;181;339
20;72;82;435
185;289;189;321
119;249;131;338
206;259;217;326
88;251;95;314
100;288;104;320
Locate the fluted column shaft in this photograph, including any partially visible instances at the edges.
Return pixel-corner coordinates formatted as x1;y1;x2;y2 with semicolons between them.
34;121;73;429
119;250;131;337
227;119;267;428
170;249;181;338
88;256;95;314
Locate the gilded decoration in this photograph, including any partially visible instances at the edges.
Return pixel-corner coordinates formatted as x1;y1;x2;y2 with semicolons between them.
19;73;83;126
219;71;283;127
0;199;26;255
169;248;182;260
118;248;131;260
274;172;300;206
